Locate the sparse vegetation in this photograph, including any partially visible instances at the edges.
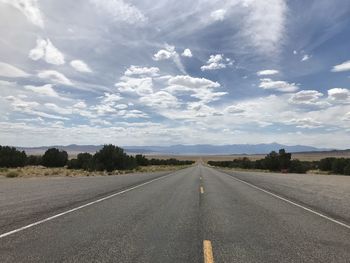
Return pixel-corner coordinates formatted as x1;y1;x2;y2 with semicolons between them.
0;146;27;168
0;144;194;177
208;149;326;174
6;171;19;178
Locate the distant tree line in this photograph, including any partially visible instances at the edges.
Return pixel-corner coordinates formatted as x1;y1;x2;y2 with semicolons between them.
208;149;350;175
0;145;194;172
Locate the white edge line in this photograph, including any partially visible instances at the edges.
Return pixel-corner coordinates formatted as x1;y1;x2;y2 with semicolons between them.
0;173;173;239
223;172;350;230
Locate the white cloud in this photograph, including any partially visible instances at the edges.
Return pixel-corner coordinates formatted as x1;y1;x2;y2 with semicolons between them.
328;88;350;101
191;89;227;103
6;96;68;120
181;48;193;57
239;0;287;54
225;105;245;114
210;9;226;21
293;50;298;55
29;38;65;65
257;69;279;76
37;70;73;86
123;110;148;119
1;0;44;28
70;60;92;73
24;84;59;97
44;103;72;115
124;65;159;77
116;76;153;96
201;54;233;71
101;92;123;105
73;101;87;109
301;54;310;62
331;60;350;72
90;0;147;25
140;91;180;109
286;118;322;129
0;62;30;77
168;75;220;89
153;45;185;73
259;78;299;92
289;90;323;105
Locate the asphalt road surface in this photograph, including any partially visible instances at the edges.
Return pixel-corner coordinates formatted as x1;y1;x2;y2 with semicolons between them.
0;164;349;262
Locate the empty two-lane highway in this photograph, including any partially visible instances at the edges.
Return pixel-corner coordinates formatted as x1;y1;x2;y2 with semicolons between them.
0;165;349;262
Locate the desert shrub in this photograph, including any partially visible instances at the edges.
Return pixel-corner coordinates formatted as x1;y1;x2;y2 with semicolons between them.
42;148;68;167
343;163;350;175
318;158;336;171
331;158;349;174
135;154;149;166
289;160;308;173
0;146;27;168
67;159;79;169
92;145;137;172
6;171;19;178
26;155;42;166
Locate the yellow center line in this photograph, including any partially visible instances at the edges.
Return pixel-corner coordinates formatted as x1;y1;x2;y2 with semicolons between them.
203;240;214;263
200;176;202;180
200;186;204;194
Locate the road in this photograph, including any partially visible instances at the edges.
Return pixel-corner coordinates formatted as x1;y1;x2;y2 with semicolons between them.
0;164;349;262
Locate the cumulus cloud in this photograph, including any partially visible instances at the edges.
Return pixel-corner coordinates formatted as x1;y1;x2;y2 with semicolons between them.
0;62;30;77
165;75;226;103
259;78;299;92
140;91;180;109
0;0;44;28
90;0;147;25
257;69;279;76
210;9;226;21
168;75;220;89
225;105;245;114
201;54;233;71
29;38;65;65
331;60;350;72
24;84;59;97
124;65;159;77
289;90;323;105
286;118;322;129
70;60;92;73
44;103;72;115
328;88;350;101
152;45;185;73
37;70;73;86
116;76;153;96
181;48;193;57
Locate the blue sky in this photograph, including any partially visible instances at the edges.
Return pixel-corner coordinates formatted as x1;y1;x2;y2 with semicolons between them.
1;0;350;148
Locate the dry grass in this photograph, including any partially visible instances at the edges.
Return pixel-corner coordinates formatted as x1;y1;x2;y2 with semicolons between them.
0;164;191;178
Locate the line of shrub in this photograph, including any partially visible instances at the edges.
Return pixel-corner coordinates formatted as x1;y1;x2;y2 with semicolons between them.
208;149;349;175
0;144;195;172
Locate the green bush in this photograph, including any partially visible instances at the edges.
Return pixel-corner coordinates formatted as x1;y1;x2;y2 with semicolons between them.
0;146;27;168
42;148;68;167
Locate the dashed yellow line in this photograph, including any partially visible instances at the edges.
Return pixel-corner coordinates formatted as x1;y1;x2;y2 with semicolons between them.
200;186;204;194
203;240;214;263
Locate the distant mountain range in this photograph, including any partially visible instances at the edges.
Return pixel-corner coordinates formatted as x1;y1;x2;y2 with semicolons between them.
16;143;336;155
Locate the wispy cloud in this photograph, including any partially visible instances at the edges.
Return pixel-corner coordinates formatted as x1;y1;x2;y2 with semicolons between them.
0;0;44;28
